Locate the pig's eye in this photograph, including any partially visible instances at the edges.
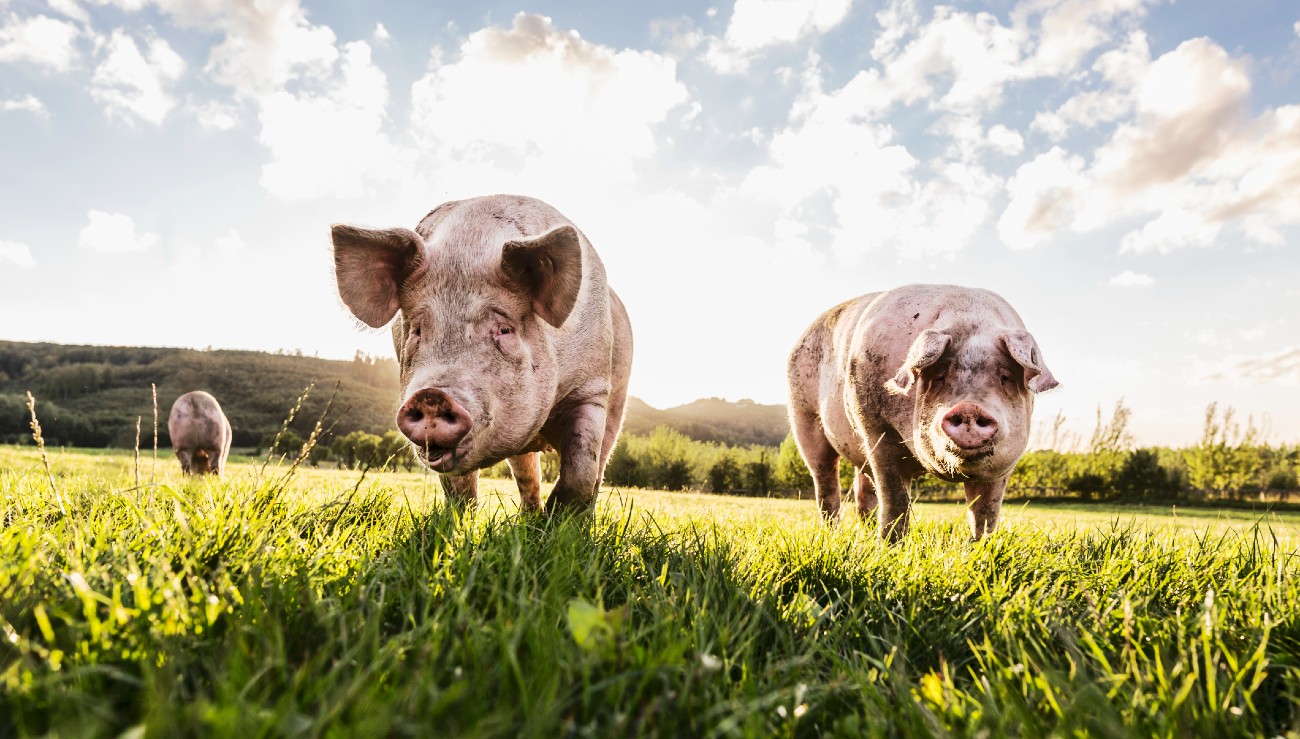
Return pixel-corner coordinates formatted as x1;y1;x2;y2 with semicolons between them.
411;324;421;339
1000;372;1013;386
491;322;519;350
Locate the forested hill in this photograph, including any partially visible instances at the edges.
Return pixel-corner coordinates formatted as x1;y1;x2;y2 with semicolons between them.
0;340;400;448
0;340;790;449
621;396;789;447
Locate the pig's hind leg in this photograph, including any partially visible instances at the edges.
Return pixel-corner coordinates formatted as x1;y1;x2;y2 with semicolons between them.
854;468;879;519
789;407;842;520
507;452;543;511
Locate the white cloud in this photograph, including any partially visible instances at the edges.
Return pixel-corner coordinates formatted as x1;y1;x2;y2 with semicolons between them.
1003;37;1300;253
1016;0;1153;77
0;13;81;70
1106;269;1153;287
257;40;404;200
650;16;705;60
48;0;90;24
1091;38;1249;195
1;94;46;115
857;0;1153;121
1199;347;1300;385
78;210;158;253
189;98;239;130
372;22;389;43
87;0;338;95
743;49;1015;259
1119;206;1222;254
705;0;852;72
0;240;35;268
409;13;689;188
1031;31;1149;140
213;229;244;252
90;29;186;125
998;146;1087;250
986;124;1024;155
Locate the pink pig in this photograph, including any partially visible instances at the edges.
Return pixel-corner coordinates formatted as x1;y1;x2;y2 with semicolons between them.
168;390;232;476
787;285;1058;541
332;195;633;512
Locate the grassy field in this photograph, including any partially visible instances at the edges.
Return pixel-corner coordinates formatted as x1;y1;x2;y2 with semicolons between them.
2;445;1299;737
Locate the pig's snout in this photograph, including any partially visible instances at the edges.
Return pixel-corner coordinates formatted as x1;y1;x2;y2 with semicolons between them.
941;402;999;449
398;388;473;450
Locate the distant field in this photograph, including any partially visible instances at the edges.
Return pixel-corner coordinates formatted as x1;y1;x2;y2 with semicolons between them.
2;445;1299;736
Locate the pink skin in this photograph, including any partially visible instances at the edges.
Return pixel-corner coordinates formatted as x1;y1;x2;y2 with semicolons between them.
787;285;1058;541
168;390;232;476
332;195;633;513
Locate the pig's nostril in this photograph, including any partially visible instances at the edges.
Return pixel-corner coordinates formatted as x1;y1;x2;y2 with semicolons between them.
976;417;993;428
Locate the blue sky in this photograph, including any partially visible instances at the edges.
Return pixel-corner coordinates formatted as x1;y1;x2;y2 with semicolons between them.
1;0;1298;446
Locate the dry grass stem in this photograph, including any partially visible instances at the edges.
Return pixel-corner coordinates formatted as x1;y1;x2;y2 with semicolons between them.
133;416;141;488
25;391;65;516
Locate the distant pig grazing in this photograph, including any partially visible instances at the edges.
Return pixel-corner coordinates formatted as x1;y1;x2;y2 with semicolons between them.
168;390;233;476
787;285;1059;541
331;194;633;512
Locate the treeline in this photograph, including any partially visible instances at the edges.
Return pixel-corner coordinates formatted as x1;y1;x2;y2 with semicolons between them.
593;402;1300;503
237;400;1300;506
991;402;1300;503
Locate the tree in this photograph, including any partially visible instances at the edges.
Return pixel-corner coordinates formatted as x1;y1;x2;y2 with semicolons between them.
308;444;331;467
379;430;416;471
775;433;812;492
1112;448;1179;502
331;430;383;469
260;429;306;457
745;451;773;497
659;460;693;491
1084;400;1134;499
604;442;644;488
1186;403;1263;499
707;454;743;493
353;432;382;468
644;426;696;490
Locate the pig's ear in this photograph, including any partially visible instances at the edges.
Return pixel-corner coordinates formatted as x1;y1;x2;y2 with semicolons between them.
331;224;424;328
885;329;950;395
1001;329;1059;393
501;224;584;327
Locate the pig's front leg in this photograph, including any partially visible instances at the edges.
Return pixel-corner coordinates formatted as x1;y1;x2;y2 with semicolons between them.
507;452;543;511
543;397;608;512
964;474;1008;540
866;451;912;543
440;469;479;509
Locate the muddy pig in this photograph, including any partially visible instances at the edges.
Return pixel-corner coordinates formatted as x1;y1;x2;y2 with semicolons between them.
168;390;233;475
787;284;1058;541
331;194;633;512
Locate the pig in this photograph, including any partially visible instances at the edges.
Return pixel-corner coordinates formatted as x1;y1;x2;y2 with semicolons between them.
787;285;1058;541
331;194;633;513
168;390;233;476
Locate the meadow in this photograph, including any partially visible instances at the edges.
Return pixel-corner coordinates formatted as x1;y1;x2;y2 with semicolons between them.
2;445;1299;737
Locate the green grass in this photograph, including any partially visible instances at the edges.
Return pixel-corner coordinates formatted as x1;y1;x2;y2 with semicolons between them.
2;445;1299;737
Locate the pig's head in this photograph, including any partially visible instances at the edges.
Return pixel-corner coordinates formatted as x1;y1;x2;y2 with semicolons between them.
885;326;1057;480
177;448;216;475
331;215;582;474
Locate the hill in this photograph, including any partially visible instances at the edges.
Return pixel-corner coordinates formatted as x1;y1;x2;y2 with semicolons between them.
0;340;790;449
0;340;399;448
621;396;789;447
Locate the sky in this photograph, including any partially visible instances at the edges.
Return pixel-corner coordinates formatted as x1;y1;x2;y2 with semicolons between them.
0;0;1298;447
